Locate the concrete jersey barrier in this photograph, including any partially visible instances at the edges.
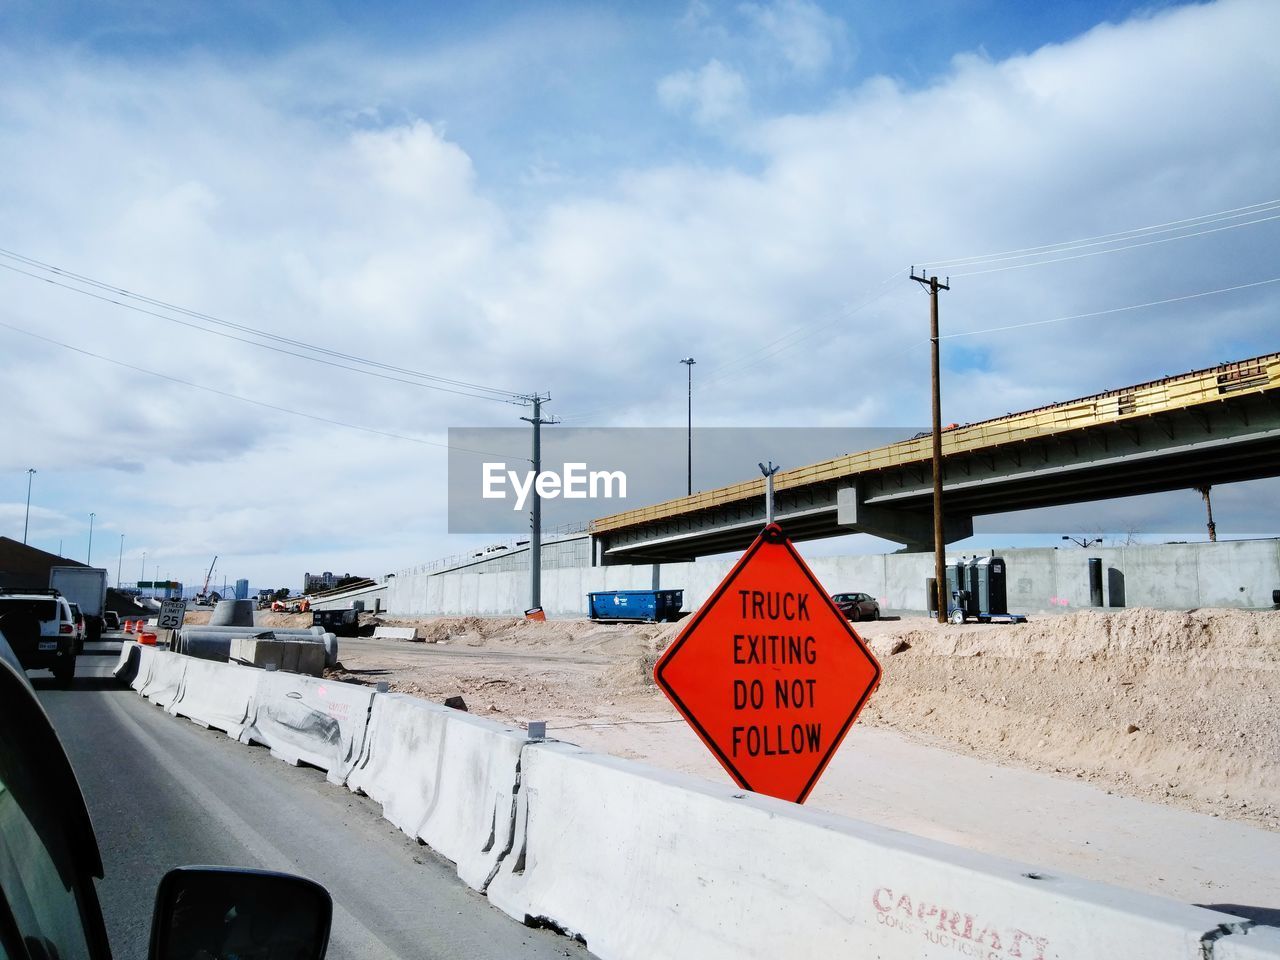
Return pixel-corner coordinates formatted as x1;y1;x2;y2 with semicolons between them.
1217;928;1280;959
111;640;145;686
486;740;1259;960
137;650;188;709
346;694;526;890
179;627;337;668
112;643;1280;959
112;641;159;692
241;673;375;784
129;643;158;692
169;657;263;739
371;626;418;641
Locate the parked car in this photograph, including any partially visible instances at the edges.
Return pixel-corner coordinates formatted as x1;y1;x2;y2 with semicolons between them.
0;587;78;684
832;592;881;622
0;631;334;958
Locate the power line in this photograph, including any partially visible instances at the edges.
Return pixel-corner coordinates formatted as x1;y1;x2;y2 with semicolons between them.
704;200;1280;392
0;247;520;397
0;317;516;458
942;276;1280;339
920;197;1280;270
0;249;526;403
946;213;1280;278
705;268;909;384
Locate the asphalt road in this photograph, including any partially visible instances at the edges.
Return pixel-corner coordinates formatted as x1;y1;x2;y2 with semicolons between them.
33;639;592;960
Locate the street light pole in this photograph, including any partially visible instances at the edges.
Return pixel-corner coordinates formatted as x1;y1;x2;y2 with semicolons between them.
117;534;124;588
759;461;780;523
680;358;696;496
22;468;35;544
87;512;95;564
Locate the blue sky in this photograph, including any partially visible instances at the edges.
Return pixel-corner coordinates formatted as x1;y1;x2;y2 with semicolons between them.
1;0;1277;589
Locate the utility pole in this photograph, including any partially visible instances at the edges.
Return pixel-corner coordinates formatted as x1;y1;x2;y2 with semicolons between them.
87;512;95;564
911;268;951;624
759;461;780;523
520;394;558;613
23;468;35;544
680;358;696;495
1196;485;1217;542
117;534;124;588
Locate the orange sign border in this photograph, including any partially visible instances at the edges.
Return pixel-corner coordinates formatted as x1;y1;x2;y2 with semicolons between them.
654;523;882;803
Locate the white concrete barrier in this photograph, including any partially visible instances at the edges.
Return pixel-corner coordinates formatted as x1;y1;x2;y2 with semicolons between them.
169;657;263;739
111;640;140;683
131;645;158;692
116;642;158;692
241;673;375;784
372;626;418;641
113;646;1280;959
346;694;526;890
486;741;1256;960
1217;927;1280;959
137;650;187;709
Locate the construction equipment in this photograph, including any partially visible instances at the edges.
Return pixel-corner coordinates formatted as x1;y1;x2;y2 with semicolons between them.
194;556;218;605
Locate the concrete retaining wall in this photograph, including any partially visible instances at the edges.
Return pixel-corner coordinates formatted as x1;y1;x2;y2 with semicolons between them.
384;538;1280;618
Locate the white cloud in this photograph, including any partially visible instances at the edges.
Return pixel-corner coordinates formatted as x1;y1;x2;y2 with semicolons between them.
658;58;749;125
738;0;847;77
1;0;1278;583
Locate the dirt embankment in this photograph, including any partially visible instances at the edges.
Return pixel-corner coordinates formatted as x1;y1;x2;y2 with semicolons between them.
853;609;1279;824
332;608;1280;828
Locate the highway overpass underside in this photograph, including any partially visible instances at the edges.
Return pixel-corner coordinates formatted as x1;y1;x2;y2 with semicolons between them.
592;388;1280;565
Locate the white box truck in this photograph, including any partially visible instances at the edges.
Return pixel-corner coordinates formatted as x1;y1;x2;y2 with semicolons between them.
49;566;109;641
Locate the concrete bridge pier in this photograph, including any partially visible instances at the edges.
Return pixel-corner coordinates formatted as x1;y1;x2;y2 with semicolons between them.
837;483;973;552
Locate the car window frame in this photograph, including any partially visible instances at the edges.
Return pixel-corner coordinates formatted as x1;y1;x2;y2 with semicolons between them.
0;654;112;960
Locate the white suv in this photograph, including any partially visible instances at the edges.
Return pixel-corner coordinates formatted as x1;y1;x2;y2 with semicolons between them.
0;588;78;684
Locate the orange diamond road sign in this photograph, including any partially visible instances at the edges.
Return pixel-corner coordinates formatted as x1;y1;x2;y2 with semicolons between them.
654;523;882;804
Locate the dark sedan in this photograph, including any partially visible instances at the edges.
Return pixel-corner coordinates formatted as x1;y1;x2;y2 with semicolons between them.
832;592;880;621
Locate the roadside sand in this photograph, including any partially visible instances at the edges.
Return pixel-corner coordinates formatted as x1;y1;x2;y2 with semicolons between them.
330;609;1280;830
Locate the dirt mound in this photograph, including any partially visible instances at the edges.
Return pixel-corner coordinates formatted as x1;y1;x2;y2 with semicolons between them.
862;608;1278;663
382;615;683;656
254;611;314;628
854;609;1280;825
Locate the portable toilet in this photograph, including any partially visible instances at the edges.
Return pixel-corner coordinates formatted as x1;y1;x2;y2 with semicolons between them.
966;556;1008;616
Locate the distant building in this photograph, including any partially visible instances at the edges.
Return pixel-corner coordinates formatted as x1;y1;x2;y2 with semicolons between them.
302;571;354;594
234;578;249;601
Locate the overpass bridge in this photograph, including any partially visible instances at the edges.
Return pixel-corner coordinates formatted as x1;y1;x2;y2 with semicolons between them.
589;352;1280;564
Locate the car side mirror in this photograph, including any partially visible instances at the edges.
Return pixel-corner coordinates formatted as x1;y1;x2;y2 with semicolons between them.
148;866;332;960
